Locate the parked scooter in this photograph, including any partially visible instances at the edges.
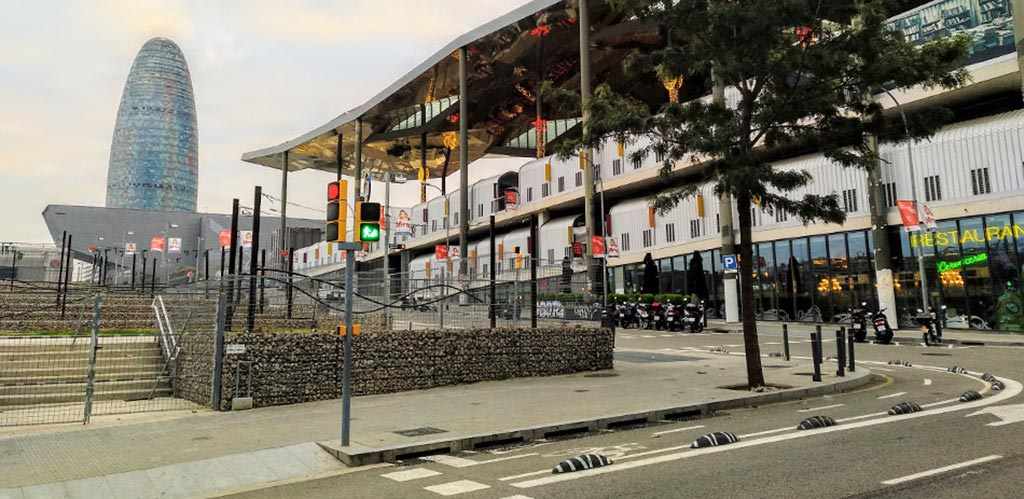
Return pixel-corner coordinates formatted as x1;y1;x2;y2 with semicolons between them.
870;306;895;344
650;300;666;330
916;305;947;346
636;300;652;330
664;301;681;331
615;298;638;329
682;301;704;333
849;303;869;343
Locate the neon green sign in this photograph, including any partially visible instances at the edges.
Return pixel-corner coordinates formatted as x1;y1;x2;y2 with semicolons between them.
937;253;988;273
359;223;381;242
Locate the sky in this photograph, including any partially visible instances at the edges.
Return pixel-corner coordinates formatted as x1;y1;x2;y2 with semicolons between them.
0;0;533;243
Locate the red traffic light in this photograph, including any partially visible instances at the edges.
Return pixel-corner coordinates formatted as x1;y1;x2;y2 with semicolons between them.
327;182;341;201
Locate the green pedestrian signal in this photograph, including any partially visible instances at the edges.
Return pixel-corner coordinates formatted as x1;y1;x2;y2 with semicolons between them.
359;222;381;242
354;201;382;243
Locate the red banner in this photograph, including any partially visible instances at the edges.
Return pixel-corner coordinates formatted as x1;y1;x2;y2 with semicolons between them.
150;237;165;252
504;189;518;206
591;235;605;258
435;244;448;261
219;230;231;248
572;242;583;258
896;200;920;232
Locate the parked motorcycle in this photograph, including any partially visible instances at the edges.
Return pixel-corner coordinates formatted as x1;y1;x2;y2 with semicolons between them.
664;301;681;331
916;305;947;346
849;303;869;343
682;301;704;333
650;301;666;330
636;301;652;330
870;306;895;344
615;298;638;329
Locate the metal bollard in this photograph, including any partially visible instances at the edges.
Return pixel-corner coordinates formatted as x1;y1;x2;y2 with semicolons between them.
782;323;790;361
815;324;823;363
836;329;846;377
848;334;856;372
811;332;822;382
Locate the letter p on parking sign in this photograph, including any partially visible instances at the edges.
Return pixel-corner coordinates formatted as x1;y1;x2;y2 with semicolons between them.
722;254;738;274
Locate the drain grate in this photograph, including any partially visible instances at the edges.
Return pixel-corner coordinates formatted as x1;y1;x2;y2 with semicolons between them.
394;427;448;437
584;372;620;378
921;352;953;356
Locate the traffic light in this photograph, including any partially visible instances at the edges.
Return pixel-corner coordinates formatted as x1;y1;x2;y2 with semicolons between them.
355;201;381;242
326;180;348;242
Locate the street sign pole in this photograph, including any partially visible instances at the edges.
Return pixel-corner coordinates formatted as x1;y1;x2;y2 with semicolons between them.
338;241;361;447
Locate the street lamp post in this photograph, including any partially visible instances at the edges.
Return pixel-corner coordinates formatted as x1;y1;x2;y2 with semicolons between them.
580;155;609;308
883;89;929;312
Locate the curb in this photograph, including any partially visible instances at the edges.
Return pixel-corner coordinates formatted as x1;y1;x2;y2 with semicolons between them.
318;368;872;467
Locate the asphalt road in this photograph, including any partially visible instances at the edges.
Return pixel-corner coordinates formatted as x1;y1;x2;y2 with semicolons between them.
227;327;1024;499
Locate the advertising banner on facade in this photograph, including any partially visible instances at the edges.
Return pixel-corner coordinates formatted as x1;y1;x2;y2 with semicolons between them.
241;231;253;248
923;203;938;231
897;200;920;232
125;243;136;256
448;246;461;260
435;244;448;261
886;0;1014;70
150;237;165;252
219;230;231;248
591;235;605;259
168;238;182;253
607;236;620;258
394;209;414;237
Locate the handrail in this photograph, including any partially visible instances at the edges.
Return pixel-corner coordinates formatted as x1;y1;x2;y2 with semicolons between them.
151;296;179;362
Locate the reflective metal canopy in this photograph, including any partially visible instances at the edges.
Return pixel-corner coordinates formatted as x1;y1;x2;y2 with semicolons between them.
241;0;675;180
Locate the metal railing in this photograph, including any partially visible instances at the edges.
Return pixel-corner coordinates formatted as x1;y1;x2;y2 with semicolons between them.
151;295;179;362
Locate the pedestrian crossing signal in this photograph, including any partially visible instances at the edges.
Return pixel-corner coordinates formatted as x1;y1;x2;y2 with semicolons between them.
355;201;381;242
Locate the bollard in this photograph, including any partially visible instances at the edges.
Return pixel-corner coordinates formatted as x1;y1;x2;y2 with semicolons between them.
848;334;856;372
836;329;846;377
814;325;823;363
811;332;822;382
782;323;790;361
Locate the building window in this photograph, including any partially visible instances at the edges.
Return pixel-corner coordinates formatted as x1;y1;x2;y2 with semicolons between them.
478;204;484;217
665;223;676;243
655;149;666;163
612;159;622;176
716;213;721;233
642;229;654;248
883;182;897;208
842;188;858;213
423;210;429;223
751;208;758;227
454;213;459;225
776;208;788;223
564;247;572;258
557;177;565;193
621;233;631;251
431;220;437;232
971;167;991;196
924;175;942;202
542;183;549;197
547;249;555;265
527;187;533;202
575;171;583;187
690;219;701;239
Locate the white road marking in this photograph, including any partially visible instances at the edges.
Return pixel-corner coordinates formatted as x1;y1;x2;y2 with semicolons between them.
878;392;908;400
738;427;791;439
924;379;932;386
660;335;674;338
650;425;705;437
615;444;691;461
424;479;491;495
476;454;539;465
796;404;844;413
874;367;894;372
968;403;1024;426
508;375;1021;489
381;468;442;482
880;455;1003;485
500;470;550;481
499;496;535;499
421;455;480;468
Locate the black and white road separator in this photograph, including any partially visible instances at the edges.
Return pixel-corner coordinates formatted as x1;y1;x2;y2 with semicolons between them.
991;379;1006;391
959;390;983;402
768;351;784;358
888;360;912;367
691;432;740;448
981;373;997;382
888;402;923;415
710;347;730;354
552;454;613;474
948;365;968;374
797;415;838;430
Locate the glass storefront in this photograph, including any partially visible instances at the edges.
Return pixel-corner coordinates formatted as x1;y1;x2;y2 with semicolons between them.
617;211;1024;331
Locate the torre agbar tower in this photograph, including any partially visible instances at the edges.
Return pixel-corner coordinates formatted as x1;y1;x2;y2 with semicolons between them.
106;37;198;212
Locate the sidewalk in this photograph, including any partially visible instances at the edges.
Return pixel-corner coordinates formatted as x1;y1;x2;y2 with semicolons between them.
706;319;1024;346
0;348;868;498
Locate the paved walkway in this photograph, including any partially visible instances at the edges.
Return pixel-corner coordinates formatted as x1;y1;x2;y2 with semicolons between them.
0;347;865;498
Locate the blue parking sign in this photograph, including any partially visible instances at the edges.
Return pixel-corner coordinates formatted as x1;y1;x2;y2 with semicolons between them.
721;254;738;271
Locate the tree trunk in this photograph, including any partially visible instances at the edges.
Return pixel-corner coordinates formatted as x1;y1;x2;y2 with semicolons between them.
735;192;766;388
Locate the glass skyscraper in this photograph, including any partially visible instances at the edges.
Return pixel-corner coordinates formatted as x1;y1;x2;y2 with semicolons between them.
106;37;198;212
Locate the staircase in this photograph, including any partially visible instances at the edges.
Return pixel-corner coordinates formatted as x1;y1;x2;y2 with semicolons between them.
0;336;173;407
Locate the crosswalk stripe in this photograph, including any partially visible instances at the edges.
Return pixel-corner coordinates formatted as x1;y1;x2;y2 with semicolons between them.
381;468;441;482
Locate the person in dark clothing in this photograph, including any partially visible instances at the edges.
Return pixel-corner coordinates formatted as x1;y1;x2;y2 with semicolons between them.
642;253;659;295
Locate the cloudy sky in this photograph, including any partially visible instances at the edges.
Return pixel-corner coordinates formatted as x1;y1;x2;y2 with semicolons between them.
0;0;533;243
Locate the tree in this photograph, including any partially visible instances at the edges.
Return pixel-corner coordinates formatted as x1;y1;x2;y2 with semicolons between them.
557;0;969;388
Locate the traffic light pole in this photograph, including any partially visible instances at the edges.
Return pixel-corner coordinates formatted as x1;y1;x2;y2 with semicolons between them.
336;241;362;447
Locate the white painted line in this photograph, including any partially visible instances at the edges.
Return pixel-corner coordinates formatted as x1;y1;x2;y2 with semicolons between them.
499;496;535;499
878;392;908;400
797;404;844;413
500;469;550;481
874;367;894;372
922;398;960;409
924;379;932;386
421;455;480;468
651;425;705;437
660;335;673;338
640;335;656;338
424;479;491;496
476;453;539;465
616;444;691;461
381;468;442;482
509;376;1021;490
880;455;1003;485
738;427;791;439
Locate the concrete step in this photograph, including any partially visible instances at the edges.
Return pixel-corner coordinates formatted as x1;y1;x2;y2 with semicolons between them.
0;377;173;398
0;351;167;366
0;366;170;383
0;342;162;355
0;386;174;406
